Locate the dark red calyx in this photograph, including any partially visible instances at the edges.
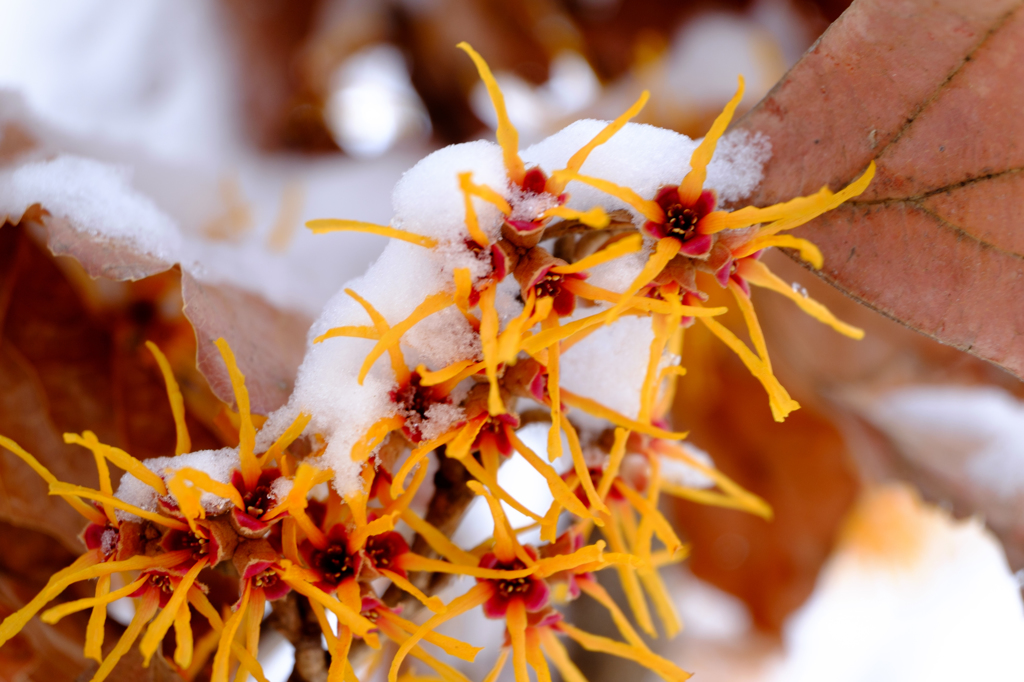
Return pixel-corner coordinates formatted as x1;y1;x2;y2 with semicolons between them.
520;167;549;194
665;204;701;241
478;548;550;617
649;186;717;243
161;526;217;566
313;543;358;586
363;531;409;573
533;272;564;299
139;572;178;608
231;468;282;520
252;568;278;591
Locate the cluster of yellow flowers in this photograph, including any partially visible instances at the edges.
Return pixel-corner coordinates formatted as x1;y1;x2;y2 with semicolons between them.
0;43;872;682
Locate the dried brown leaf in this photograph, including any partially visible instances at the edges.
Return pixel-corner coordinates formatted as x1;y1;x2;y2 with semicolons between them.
734;0;1024;378
182;272;309;414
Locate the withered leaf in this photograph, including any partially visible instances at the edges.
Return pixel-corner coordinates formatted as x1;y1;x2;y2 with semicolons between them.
0;223;226;546
734;0;1024;379
31;213;310;415
182;272;309;415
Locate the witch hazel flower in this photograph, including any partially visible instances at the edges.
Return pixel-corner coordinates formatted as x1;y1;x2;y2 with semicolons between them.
0;37;874;682
0;340;281;681
0;338;359;682
541;77;873;422
388;482;688;682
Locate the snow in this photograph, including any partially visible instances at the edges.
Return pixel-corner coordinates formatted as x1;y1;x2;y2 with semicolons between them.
389;140;513;288
522;120;770;227
661;444;715;489
0;155;183;261
507;184;561;223
706;130;772;204
265;157;495;494
524;120;699;227
262;134;574;493
115;447;240;521
270;476;293;504
585;248;652;292
559;314;655;424
856;385;1024;500
419;403;467;443
403;305;482;369
392;140;506;244
767;486;1024;682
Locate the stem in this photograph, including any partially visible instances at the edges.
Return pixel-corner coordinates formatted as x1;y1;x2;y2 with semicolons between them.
268;593;329;682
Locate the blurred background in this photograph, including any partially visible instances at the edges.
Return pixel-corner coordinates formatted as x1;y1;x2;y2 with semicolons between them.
1;1;1023;681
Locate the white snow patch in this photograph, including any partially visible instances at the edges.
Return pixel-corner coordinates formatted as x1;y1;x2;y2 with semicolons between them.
419;403;466;443
559;314;654;424
115;448;239;522
0;155;183;261
860;385;1024;500
768;488;1024;682
523;120;770;226
660;444;715;489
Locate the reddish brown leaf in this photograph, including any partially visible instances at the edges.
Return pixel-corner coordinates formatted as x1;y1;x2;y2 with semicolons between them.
31;214;310;415
45;216;171;282
734;0;1024;379
181;272;309;415
0;223;224;549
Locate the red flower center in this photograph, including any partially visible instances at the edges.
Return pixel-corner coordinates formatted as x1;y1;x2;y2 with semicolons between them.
478;551;551;618
162;527;214;562
149;574;174;594
664;204;700;242
363;532;408;571
181;531;211;560
231;468;283;523
391;372;451;442
646;186;717;250
243;485;273;518
313;543;357;585
533;272;564;299
253;569;279;591
496;574;533;597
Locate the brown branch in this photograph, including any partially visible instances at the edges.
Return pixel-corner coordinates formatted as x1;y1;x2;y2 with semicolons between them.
268;592;330;682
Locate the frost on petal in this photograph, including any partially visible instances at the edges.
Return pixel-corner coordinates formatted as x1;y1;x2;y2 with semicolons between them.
270;476;293;504
419;403;467;443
